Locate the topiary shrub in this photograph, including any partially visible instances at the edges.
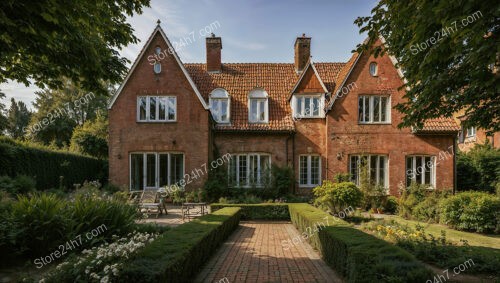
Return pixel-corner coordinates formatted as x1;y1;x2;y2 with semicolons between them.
440;191;500;233
313;181;362;214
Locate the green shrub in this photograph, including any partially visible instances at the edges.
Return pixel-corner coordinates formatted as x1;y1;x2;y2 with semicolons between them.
118;207;241;282
457;144;500;192
202;165;230;202
411;191;449;222
383;196;398;214
0;175;36;195
398;182;428;219
211;203;289;220
0;137;107;190
288;204;433;282
313;181;362;214
10;193;70;256
271;164;294;196
440;191;500;233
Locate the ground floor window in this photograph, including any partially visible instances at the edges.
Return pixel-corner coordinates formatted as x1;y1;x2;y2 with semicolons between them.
349;155;388;188
229;154;271;187
406;155;435;187
299;155;321;187
130;152;184;190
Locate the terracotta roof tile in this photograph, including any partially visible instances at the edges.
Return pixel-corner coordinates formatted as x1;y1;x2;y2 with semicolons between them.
184;63;344;132
414;118;460;134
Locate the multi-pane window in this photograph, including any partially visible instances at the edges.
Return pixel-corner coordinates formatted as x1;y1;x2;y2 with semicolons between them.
130;153;184;190
248;89;268;123
299;155;321;187
406;156;435;187
137;96;176;122
229;154;271;187
210;88;230;123
466;126;476;137
358;96;390;123
349;155;388;188
294;95;322;118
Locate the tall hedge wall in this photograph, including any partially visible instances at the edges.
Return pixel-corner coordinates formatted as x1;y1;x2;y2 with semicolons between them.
0;137;107;190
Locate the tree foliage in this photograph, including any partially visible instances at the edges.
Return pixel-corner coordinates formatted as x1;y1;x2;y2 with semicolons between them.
70;112;108;159
0;0;150;95
6;98;31;139
355;0;499;132
0;91;7;133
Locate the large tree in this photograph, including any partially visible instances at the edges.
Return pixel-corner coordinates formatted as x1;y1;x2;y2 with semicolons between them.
355;0;499;132
6;98;31;139
0;91;7;133
27;79;111;147
0;0;150;95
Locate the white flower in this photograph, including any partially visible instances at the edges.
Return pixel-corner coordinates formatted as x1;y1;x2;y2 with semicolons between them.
100;275;109;283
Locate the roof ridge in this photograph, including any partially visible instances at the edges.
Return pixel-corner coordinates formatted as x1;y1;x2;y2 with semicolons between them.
184;62;346;65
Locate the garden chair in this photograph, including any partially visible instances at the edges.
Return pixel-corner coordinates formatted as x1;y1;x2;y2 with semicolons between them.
138;189;162;218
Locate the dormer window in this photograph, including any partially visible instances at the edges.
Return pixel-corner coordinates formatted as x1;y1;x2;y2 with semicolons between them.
293;94;324;118
209;88;230;123
248;88;269;123
369;62;378;76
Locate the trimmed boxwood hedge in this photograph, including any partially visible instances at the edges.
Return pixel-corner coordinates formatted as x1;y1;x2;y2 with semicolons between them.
119;207;241;282
210;203;290;220
0;137;107;190
288;203;433;283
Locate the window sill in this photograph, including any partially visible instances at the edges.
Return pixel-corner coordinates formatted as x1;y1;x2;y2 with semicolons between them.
358;122;391;125
299;184;319;188
137;120;177;123
248;121;269;124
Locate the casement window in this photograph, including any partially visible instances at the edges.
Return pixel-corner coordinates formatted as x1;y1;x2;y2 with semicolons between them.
369;62;378;76
228;154;271;187
137;96;176;122
466;126;476;138
248;89;269;123
130;153;184;190
209;88;230;123
406;156;435;187
299;155;321;187
358;95;390;123
293;95;324;118
349;155;388;188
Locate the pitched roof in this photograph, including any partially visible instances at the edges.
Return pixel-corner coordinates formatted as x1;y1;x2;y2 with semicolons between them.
413;118;461;134
184;62;344;132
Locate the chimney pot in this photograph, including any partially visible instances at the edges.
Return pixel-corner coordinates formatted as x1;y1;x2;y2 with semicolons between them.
206;35;222;73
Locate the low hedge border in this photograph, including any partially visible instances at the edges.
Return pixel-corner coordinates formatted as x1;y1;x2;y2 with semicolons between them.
210;203;290;220
288;203;434;283
119;207;241;282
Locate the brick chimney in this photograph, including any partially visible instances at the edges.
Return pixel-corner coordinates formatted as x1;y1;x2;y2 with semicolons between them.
206;33;222;73
294;33;311;73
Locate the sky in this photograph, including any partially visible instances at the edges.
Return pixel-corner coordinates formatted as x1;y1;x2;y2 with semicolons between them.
0;0;376;110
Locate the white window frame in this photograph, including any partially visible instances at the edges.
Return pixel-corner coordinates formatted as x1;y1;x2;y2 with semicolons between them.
466;126;476;138
228;153;271;188
369;62;378;76
358;95;391;124
248;89;269;123
299;155;321;187
406;155;436;188
209;88;230;123
137;96;177;122
129;152;185;191
292;94;325;118
349;154;389;189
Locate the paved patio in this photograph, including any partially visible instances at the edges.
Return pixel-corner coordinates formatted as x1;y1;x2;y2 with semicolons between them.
137;205;204;227
195;222;343;283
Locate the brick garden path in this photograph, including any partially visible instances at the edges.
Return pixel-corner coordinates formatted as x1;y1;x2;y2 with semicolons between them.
194;222;343;283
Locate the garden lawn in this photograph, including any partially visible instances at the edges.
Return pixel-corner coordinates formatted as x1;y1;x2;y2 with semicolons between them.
382;215;500;249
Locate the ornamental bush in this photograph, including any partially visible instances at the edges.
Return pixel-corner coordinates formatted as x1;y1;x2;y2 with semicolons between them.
313;181;362;214
440;191;500;233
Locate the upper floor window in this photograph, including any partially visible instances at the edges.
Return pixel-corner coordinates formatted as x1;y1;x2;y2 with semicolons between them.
406;155;435;187
209;88;230;123
228;153;271;187
153;62;161;74
466;126;476;138
137;96;176;122
299;155;321;187
350;154;388;189
248;89;268;123
293;95;324;118
369;62;378;76
358;95;390;124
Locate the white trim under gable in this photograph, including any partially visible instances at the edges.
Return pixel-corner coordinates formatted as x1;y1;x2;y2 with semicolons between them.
108;25;209;110
289;59;328;99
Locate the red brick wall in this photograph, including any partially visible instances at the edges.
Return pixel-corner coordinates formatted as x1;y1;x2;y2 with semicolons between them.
326;45;455;195
108;32;210;191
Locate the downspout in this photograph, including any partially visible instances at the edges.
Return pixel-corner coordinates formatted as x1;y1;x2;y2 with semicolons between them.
453;135;457;195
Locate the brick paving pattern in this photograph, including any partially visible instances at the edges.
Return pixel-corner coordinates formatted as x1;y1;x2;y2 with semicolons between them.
195;222;343;283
